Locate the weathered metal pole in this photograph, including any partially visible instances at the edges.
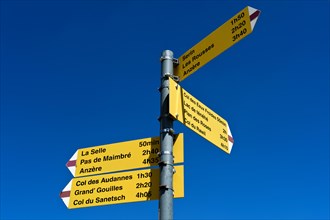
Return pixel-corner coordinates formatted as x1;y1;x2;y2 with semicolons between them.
159;50;175;220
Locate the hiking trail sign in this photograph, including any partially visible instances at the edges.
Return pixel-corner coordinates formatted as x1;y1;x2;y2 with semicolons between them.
174;6;261;81
169;78;234;153
66;134;184;177
60;166;184;209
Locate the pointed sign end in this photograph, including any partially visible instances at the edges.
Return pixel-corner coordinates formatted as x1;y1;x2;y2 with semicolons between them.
227;125;234;154
248;6;261;31
66;160;76;167
66;151;78;177
60;180;72;208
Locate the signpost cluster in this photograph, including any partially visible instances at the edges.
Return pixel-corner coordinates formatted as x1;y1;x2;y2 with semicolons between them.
60;135;184;209
60;5;260;220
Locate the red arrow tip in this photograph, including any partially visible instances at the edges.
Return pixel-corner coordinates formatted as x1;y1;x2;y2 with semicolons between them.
228;135;234;143
60;191;71;198
250;10;260;21
66;160;76;167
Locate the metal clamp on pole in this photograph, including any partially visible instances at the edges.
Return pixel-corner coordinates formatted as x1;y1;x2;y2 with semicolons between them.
158;160;173;166
172;58;179;65
160;56;179;64
159;185;175;198
160;55;179;71
171;75;180;83
160;72;172;81
160;150;173;155
158;150;174;166
160;56;172;62
158;85;169;92
161;128;175;136
159;185;173;191
157;150;173;157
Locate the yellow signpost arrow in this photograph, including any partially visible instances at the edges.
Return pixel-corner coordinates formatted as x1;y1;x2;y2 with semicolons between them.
66;134;184;177
169;78;234;153
174;6;261;81
60;165;184;209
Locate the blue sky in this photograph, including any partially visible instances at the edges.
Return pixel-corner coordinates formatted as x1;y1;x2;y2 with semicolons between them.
1;0;329;219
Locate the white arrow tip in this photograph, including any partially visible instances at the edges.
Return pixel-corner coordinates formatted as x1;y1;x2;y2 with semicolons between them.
60;180;72;208
227;125;234;154
248;6;261;31
66;150;78;177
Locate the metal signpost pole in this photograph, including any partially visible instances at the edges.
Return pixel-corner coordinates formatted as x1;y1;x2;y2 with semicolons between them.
159;50;175;220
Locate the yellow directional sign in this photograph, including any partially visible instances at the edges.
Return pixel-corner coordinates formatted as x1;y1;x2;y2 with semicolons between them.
169;78;234;153
66;134;184;177
174;6;261;81
60;165;184;209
